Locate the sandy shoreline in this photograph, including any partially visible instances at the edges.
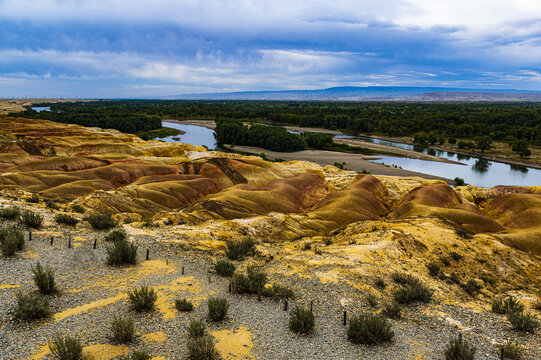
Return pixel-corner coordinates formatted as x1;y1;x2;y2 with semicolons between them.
223;144;456;184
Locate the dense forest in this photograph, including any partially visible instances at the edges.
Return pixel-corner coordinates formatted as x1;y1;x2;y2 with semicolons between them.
11;100;541;150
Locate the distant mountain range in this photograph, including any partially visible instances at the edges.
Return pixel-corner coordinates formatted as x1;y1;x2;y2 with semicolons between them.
165;86;541;101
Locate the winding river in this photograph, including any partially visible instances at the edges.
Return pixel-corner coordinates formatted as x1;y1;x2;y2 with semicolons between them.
160;121;541;188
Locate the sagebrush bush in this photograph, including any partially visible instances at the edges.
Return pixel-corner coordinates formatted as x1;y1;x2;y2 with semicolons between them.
0;206;20;220
13;291;51;320
426;262;441;277
393;278;433;304
32;262;58;295
455;228;473;239
26;193;39;203
498;339;524;360
21;210;43;229
347;313;394;345
128;351;152;360
444;334;476;360
45;199;60;210
0;226;25;257
382;302;403;319
391;272;418;285
49;334;83;360
104;228;127;242
374;276;387;289
71;204;85;213
87;212;117;230
106;239;138;266
128;286;157;312
366;293;378;308
175;298;194;312
214;260;235;277
507;311;539;333
225;238;255;260
55;213;78;226
289;306;315;334
187;336;218;360
187;319;207;338
261;283;295;300
492;296;525;315
207;297;229;322
231;266;268;296
110;315;135;343
449;251;463;261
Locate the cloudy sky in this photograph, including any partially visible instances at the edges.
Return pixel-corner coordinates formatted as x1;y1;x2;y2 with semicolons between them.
1;0;541;97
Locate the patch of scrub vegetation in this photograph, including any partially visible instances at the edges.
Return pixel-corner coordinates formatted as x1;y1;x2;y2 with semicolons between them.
186;319;218;360
0;226;25;257
207;297;229;322
106;239;138;266
175;298;194;312
128;351;152;360
21;210;43;229
104;228;127;242
214;260;236;277
128;285;157;312
55;213;78;226
48;334;83;360
289;305;315;334
347;313;394;345
13;291;51;321
110;315;135;343
87;212;117;230
444;334;476;360
226;238;255;260
392;275;433;304
0;205;20;220
32;262;59;295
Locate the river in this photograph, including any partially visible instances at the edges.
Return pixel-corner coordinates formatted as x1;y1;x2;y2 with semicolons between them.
160;121;541;188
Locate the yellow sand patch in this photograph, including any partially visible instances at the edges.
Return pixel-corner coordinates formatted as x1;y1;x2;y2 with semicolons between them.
142;331;168;344
211;326;254;360
54;293;126;322
31;344;51;360
21;250;39;258
137;259;176;277
154;276;204;319
151;357;167;360
0;284;19;289
155;291;176;320
83;344;129;359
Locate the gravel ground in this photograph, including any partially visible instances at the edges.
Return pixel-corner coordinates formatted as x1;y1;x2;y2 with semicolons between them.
1;219;540;360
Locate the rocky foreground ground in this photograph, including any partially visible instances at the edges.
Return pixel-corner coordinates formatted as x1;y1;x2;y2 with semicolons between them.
0;115;540;359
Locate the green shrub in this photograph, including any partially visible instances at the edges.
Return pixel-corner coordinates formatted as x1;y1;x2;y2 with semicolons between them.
175;298;194;312
450;251;463;261
347;313;394;345
104;228;127;242
32;262;58;295
0;226;25;257
391;272;418;285
289;306;315;334
21;210;43;229
454;177;465;186
207;297;229;322
366;293;378;308
0;206;20;220
110;315;135;343
455;228;473;239
382;302;403;319
187;319;206;338
71;204;85;213
214;260;235;277
127;351;152;360
26;193;39;203
225;238;255;260
187;336;218;360
87;212;117;230
498;339;524;360
55;214;78;226
13;291;51;320
492;296;525;315
231;266;268;296
106;239;138;266
444;334;476;360
49;334;83;360
374;277;387;289
393;278;433;304
261;283;295;300
426;262;441;277
128;286;157;312
507;311;539;333
45;199;60;210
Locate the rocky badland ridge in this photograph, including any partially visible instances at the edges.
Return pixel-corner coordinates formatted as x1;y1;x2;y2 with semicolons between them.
0;115;540;359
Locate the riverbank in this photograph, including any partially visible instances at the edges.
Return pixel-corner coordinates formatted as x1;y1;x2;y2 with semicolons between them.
163;119;216;130
223;144;456;184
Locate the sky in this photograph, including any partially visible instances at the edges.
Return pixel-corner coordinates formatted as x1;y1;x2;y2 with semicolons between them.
1;0;541;98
